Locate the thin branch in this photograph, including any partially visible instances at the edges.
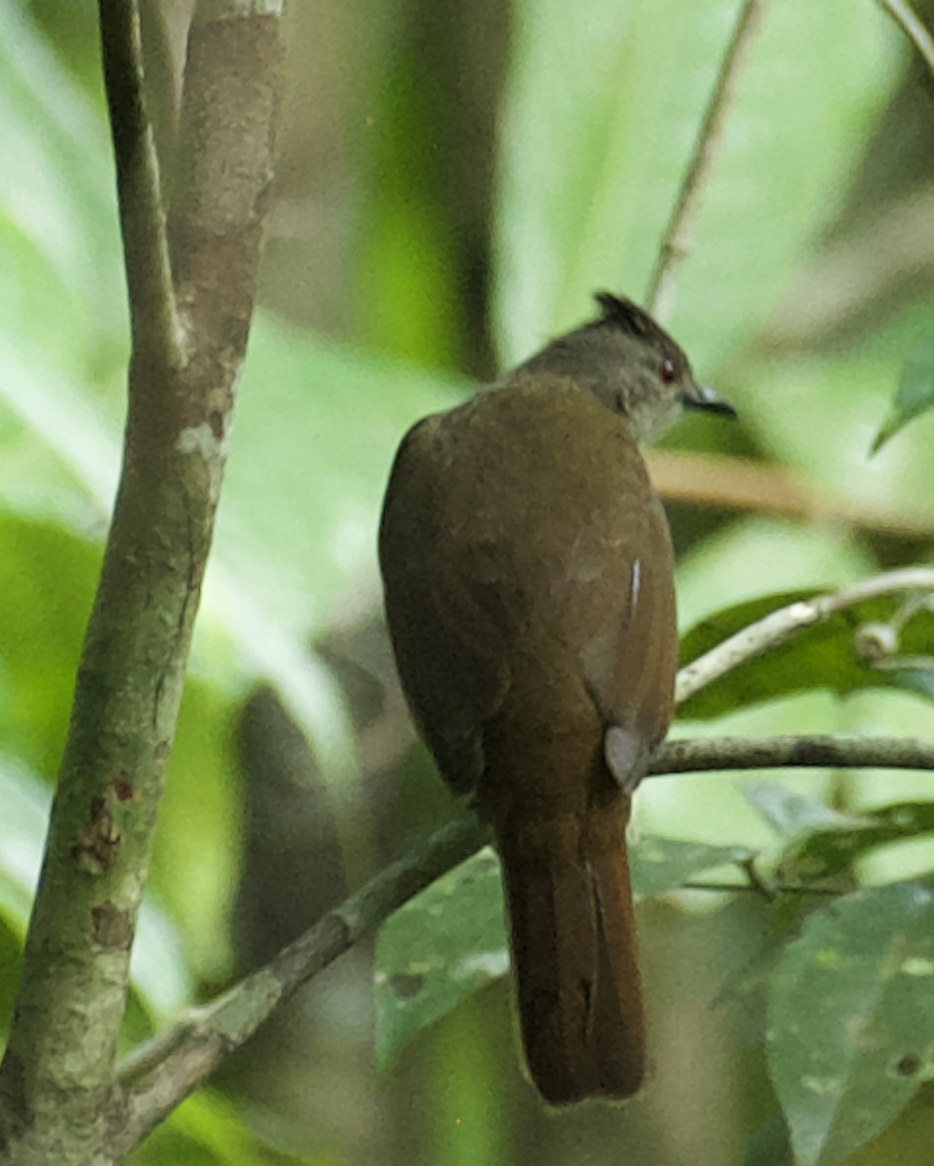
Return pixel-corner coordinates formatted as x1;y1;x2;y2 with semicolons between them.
98;0;183;365
114;815;489;1153
644;0;770;319
876;0;934;77
651;734;934;776
676;567;934;705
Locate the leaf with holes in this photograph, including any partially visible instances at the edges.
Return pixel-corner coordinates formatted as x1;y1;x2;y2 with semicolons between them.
768;880;934;1166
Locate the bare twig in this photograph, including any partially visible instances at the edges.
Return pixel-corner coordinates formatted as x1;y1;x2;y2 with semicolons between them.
0;1;283;1161
876;0;934;76
676;567;934;705
645;0;770;319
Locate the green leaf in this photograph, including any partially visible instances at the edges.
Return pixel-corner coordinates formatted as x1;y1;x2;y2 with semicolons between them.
678;590;934;720
743;1112;793;1166
374;847;508;1071
789;802;934;883
374;834;752;1068
742;782;872;841
630;836;754;899
872;331;934;454
768;880;934;1166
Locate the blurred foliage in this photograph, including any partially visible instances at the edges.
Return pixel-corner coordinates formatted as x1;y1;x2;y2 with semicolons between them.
3;0;934;1163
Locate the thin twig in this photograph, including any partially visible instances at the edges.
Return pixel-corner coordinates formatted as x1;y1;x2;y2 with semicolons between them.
676;567;934;705
876;0;934;76
645;0;770;320
98;0;184;365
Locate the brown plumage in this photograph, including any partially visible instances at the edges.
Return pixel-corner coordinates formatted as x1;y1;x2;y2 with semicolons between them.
378;294;732;1103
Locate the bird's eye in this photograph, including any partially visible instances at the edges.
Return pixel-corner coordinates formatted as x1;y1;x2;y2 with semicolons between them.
659;359;677;384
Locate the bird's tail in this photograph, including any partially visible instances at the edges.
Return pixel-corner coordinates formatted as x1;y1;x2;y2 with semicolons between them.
495;792;644;1104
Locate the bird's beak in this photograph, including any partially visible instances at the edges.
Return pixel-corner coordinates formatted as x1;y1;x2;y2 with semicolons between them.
684;384;736;418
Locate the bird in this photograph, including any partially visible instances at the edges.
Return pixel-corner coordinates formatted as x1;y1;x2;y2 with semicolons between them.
378;292;734;1103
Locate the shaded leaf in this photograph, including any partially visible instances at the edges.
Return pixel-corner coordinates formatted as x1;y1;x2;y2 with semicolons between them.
630;836;754;900
743;1111;793;1166
768;881;934;1166
791;803;934;883
742;782;873;841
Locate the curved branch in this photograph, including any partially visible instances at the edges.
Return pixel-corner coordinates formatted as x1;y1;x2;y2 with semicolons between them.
676;567;934;705
876;0;934;77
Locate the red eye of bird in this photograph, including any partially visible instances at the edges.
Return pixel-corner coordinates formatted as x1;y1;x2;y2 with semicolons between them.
659;359;677;384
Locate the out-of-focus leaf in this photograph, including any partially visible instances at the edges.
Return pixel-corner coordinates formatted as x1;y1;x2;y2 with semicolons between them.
216;313;465;638
768;881;934;1166
742;782;873;841
790;803;934;883
496;0;896;370
743;1112;793;1166
375;834;753;1068
678;591;934;720
129;1088;307;1165
872;331;934;454
630;836;754;900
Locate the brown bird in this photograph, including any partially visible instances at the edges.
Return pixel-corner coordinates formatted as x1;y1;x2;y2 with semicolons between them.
378;293;734;1104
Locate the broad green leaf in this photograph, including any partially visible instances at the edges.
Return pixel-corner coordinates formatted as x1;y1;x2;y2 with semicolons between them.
375;834;753;1067
872;331;934;453
216;313;465;638
768;880;934;1166
678;590;934;720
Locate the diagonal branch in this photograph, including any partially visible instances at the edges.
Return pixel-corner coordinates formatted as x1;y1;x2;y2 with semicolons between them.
875;0;934;77
0;1;283;1161
115;815;489;1153
644;0;770;320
